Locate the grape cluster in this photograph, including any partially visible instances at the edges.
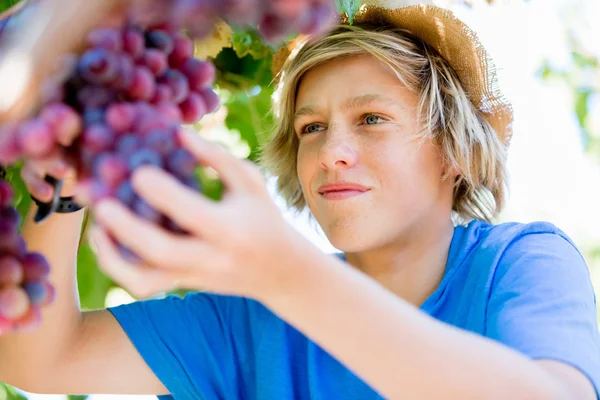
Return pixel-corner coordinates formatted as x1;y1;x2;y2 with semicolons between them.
0;0;338;316
0;179;54;333
132;0;337;43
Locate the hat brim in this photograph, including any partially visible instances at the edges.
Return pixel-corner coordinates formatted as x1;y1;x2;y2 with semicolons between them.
271;4;513;146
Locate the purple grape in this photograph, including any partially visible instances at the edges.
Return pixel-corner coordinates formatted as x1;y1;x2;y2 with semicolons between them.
199;88;220;114
150;84;174;104
145;30;174;54
111;54;136;91
144;129;177;156
167;148;197;177
90;181;114;204
78;48;119;85
259;13;290;43
82;124;115;153
0;206;21;227
160;69;189;104
21;252;51;282
129;148;163;171
77;85;118;109
23;282;48;306
116;181;136;206
116;134;142;156
83;108;106;125
156;103;183;124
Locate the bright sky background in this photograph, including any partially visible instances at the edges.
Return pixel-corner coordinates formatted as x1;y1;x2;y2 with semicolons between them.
21;0;600;398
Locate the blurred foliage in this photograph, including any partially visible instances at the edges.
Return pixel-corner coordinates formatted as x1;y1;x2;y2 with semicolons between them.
0;0;598;399
538;39;599;160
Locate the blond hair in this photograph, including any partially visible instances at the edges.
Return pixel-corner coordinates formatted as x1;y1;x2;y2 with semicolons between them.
260;23;508;224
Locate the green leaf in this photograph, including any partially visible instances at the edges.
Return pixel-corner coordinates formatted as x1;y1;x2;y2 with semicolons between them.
574;89;590;130
224;85;275;162
335;0;363;23
0;0;21;14
67;395;89;400
77;239;115;310
0;383;28;400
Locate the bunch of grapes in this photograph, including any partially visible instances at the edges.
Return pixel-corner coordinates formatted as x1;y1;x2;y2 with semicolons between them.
0;0;338;328
135;0;337;43
0;179;54;333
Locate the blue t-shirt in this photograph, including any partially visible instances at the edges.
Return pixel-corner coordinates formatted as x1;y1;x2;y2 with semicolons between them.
108;220;600;399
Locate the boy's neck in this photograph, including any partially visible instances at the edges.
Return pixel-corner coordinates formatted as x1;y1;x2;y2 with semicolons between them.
343;216;455;308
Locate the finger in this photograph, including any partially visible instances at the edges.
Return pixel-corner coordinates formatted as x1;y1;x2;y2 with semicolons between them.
20;164;54;202
178;129;264;194
89;226;181;299
131;166;220;238
94;198;209;268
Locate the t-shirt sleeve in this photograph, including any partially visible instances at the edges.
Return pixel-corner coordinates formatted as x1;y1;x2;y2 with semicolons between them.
107;292;266;400
486;229;600;397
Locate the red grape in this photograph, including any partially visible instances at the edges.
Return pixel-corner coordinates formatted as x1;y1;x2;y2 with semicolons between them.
41;103;83;146
82;124;116;153
199;87;220;114
16;119;54;159
160;69;189;104
179;58;215;92
106;103;137;133
141;49;169;77
168;34;194;67
0;287;30;320
180;92;208;123
21;252;51;282
0;256;23;286
87;27;123;52
123;27;145;59
128;66;156;101
0;180;14;207
94;153;129;188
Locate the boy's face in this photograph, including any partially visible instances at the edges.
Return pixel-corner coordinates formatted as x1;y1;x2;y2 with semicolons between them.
294;54;456;252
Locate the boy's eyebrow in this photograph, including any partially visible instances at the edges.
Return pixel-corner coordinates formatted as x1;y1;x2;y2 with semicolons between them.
294;94;397;121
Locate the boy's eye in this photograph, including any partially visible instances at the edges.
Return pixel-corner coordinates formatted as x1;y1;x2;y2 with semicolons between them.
300;124;324;135
364;114;383;125
306;124;323;133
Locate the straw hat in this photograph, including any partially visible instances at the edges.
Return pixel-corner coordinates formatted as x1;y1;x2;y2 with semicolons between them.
271;1;514;146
